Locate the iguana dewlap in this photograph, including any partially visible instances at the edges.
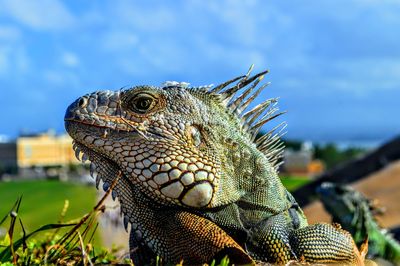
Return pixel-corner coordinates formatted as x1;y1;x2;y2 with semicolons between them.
65;67;367;265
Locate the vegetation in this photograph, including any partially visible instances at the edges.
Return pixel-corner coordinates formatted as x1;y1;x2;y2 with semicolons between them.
0;179;236;265
0;135;370;264
0;178;131;265
284;139;367;169
0;180;97;239
280;176;310;191
314;144;366;169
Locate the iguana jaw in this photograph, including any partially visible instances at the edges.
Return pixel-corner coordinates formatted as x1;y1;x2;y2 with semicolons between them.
64;80;283;210
64;90;222;209
70;138;122;190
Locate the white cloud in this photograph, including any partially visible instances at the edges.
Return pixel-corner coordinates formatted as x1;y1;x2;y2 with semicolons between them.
0;0;76;31
0;47;10;75
278;56;400;101
126;40;186;74
0;25;21;41
353;0;400;6
42;69;80;89
43;69;65;84
111;1;177;31
0;25;29;78
0;45;29;76
331;58;400;92
188;0;291;47
61;52;79;68
101;31;139;51
14;47;29;72
80;10;105;26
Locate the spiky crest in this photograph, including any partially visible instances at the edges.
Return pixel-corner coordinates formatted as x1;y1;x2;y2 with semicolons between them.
204;66;286;171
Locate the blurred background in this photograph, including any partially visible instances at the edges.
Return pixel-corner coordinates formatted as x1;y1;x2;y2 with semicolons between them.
0;0;399;262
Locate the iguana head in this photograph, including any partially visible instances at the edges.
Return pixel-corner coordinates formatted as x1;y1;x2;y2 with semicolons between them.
65;67;285;208
317;183;374;234
317;182;360;219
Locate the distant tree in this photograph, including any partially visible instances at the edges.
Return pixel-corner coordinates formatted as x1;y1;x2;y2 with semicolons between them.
68;163;79;174
282;139;303;151
314;143;366;169
0;162;4;178
257;133;367;170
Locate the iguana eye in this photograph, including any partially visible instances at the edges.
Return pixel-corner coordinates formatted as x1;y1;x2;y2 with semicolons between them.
130;93;156;114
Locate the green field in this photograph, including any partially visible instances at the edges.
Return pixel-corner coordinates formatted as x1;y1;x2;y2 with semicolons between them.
0;180;97;238
280;176;310;191
0;177;311;264
0;176;309;239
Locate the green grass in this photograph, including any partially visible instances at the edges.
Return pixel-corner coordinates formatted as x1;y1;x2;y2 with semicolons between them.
0;177;310;265
0;180;128;265
0;180;97;238
280;175;310;191
0;177;308;236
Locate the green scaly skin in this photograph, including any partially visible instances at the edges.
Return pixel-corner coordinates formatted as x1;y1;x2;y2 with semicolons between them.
318;182;400;264
65;68;364;265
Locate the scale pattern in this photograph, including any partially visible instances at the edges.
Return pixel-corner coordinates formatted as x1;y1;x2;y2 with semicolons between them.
65;67;366;265
290;223;356;263
318;182;400;264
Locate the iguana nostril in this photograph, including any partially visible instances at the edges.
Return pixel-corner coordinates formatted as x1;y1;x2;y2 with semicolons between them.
78;97;88;108
64;69;364;264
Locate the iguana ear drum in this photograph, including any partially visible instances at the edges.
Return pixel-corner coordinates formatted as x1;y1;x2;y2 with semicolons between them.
65;68;368;264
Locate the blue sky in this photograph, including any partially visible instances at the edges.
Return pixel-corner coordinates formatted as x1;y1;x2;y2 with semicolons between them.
0;0;399;143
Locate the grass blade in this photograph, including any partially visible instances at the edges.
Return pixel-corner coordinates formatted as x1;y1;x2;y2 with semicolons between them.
0;223;75;261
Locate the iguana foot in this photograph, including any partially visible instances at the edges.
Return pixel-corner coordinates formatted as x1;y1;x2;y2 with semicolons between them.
248;213;366;265
290;223;367;265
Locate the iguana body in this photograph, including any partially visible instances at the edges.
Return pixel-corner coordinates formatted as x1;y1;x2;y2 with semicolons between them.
318;182;400;264
65;68;366;265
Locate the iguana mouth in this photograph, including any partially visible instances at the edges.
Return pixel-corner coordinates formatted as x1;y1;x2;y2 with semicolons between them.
63;68;369;265
71;139;123;192
67;121;217;208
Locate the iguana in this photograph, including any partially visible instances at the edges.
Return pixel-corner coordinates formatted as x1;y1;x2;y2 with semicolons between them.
65;67;367;265
317;182;400;264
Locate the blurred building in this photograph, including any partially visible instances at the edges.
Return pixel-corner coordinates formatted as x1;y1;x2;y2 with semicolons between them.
17;131;78;168
281;141;325;177
0;131;79;178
